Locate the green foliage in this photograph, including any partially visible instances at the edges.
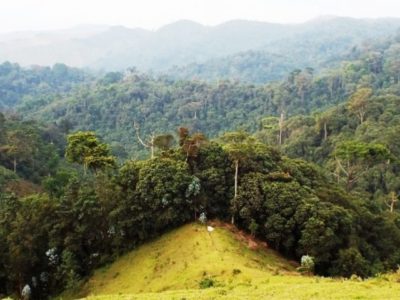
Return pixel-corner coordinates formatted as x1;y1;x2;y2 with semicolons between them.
331;248;369;278
59;250;81;290
0;165;17;189
66;131;116;174
248;219;259;237
334;141;390;162
153;134;175;151
1;126;400;298
0;114;63;184
199;277;215;289
42;169;76;198
298;255;315;275
0;62;88;109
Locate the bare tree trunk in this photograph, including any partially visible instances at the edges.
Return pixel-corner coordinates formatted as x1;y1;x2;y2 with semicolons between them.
324;122;328;141
134;122;154;159
387;192;398;213
150;135;155;159
13;157;17;173
279;112;285;146
359;109;365;124
232;159;239;225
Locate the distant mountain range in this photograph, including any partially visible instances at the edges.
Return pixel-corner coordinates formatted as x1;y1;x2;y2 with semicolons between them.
1;17;400;76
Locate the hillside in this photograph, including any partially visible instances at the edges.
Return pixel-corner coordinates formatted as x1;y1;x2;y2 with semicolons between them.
1;17;400;73
62;223;400;300
12;29;400;158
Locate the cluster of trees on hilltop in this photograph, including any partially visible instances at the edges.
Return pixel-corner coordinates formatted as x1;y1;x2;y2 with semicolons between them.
1;127;400;299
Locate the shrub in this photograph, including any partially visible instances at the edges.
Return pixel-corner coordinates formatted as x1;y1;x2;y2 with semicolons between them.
248;219;259;237
199;212;207;224
232;268;242;275
199;278;215;289
298;255;315;275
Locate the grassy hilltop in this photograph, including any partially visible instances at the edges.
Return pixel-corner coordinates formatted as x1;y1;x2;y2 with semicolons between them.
60;223;400;300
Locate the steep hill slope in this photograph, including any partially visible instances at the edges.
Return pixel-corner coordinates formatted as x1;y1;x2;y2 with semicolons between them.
62;223;400;300
65;223;295;298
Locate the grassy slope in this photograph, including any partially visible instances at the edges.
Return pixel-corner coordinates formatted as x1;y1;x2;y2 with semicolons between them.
62;223;400;300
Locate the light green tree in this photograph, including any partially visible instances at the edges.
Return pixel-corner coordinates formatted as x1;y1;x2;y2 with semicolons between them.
348;88;373;124
65;131;116;175
334;141;390;191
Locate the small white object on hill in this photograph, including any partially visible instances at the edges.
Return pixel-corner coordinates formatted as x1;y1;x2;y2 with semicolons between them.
207;226;214;232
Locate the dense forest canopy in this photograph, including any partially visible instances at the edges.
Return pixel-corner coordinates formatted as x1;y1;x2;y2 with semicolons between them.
0;62;90;109
2;18;400;300
4;30;400;160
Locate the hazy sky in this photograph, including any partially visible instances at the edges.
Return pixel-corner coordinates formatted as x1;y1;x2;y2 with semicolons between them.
2;0;400;33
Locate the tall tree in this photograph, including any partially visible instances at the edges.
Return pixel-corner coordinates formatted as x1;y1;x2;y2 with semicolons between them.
348;88;373;124
65;131;116;175
3;129;34;173
221;131;256;224
334;141;390;191
179;128;207;162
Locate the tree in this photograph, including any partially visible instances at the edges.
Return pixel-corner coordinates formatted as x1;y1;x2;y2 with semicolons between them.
384;44;400;83
348;88;373;124
221;131;257;224
65;131;116;175
315;111;332;141
179;128;207;162
258;116;280;145
294;68;313;104
278;112;285;146
4;194;57;297
0;113;5;144
385;191;398;213
153;134;175;151
134;158;193;233
333;141;390;191
133;122;155;159
331;248;369;278
3;129;35;173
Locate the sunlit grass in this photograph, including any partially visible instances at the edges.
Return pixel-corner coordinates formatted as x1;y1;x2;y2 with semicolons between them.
59;223;400;300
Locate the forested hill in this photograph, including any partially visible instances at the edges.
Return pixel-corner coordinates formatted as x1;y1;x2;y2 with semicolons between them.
1;17;400;74
8;31;400;158
165;19;400;83
0;62;90;109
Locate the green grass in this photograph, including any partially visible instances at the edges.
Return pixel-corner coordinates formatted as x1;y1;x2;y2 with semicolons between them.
59;223;400;300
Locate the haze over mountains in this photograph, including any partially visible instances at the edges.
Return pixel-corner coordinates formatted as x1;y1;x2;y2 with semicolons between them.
5;4;400;298
1;16;400;76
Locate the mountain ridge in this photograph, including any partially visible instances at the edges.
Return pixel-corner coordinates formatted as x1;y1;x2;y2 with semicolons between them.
1;16;400;72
